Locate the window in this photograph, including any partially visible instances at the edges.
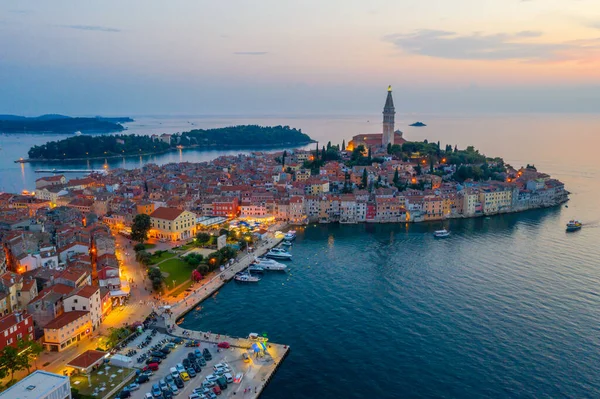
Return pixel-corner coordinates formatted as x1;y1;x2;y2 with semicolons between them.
72;307;75;311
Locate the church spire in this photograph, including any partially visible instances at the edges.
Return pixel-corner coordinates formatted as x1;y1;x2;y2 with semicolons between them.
382;85;396;147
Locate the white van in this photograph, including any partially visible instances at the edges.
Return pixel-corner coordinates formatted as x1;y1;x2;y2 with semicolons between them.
224;372;233;383
170;367;179;379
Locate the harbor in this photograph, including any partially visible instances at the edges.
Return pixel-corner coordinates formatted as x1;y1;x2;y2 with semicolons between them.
145;230;292;398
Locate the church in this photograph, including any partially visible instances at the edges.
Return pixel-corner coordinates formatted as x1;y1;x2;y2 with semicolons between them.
347;86;406;151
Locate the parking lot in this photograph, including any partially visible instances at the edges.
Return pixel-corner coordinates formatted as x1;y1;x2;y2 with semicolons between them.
124;332;283;399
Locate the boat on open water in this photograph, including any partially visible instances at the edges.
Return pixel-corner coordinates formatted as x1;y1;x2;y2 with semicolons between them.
434;229;450;238
566;220;582;232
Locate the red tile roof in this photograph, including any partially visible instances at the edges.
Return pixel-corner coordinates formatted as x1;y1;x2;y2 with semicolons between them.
67;350;107;369
44;311;89;330
150;207;185;220
69;285;99;299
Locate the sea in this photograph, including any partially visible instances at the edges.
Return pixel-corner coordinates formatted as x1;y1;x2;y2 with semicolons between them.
2;114;600;398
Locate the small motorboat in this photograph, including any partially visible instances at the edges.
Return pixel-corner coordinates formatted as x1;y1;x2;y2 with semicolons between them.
284;230;297;241
281;240;292;246
566;220;582;232
433;229;450;238
265;248;292;260
234;272;261;283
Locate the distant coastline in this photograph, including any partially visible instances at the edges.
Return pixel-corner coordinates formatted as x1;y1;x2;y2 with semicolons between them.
0;114;132;134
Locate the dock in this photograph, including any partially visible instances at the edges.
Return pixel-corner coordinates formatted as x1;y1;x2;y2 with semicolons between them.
159;232;289;398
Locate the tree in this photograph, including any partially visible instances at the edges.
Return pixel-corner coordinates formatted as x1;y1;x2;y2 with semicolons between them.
195;232;211;246
387;143;392;154
282;150;287;167
133;243;146;252
17;340;43;374
361;168;368;189
183;253;203;267
131;214;151;243
367;146;372;161
105;327;131;349
341;140;346;151
326;141;331;151
0;346;25;380
147;267;164;291
135;250;152;266
393;168;399;186
415;165;422;175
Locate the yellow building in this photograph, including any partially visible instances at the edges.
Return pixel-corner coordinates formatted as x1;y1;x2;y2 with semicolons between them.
149;207;197;241
136;201;155;215
295;169;311;182
43;311;92;352
479;187;513;214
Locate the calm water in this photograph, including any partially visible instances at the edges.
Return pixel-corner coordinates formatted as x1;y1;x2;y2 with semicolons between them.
2;114;600;396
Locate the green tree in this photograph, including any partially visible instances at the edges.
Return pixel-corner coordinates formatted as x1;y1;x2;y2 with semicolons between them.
326;141;331;151
368;146;372;161
135;250;152;265
131;214;151;243
183;253;203;267
415;164;422;175
341;140;346;151
195;232;211;246
17;340;44;374
0;346;25;380
147;267;164;291
282;150;287;167
105;327;131;349
133;243;146;252
393;168;399;186
387;143;392;154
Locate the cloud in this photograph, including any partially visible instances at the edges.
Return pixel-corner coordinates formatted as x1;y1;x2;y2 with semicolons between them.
61;25;121;33
384;29;600;62
233;51;268;55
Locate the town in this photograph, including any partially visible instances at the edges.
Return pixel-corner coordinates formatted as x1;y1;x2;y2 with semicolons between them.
0;87;568;398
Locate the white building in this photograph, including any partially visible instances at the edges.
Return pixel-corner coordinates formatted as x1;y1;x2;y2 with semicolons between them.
0;370;71;399
63;285;102;330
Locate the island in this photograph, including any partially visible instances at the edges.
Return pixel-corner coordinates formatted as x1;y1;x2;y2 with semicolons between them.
409;121;427;127
23;125;313;161
0;114;132;134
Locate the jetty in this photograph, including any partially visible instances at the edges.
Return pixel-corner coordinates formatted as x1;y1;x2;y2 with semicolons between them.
157;230;289;398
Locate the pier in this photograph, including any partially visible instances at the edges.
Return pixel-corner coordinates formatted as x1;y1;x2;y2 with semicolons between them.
156;231;289;398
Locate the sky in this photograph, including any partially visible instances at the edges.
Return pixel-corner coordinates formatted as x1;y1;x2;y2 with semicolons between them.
1;0;600;115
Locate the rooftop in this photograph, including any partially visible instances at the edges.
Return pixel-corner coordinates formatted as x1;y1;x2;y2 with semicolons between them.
150;206;185;220
44;310;89;330
67;349;108;370
0;370;69;399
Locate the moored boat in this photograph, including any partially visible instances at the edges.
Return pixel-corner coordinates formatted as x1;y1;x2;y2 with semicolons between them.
281;240;292;246
566;220;582;232
234;272;261;283
284;230;297;241
265;248;292;260
433;229;450;238
255;257;288;271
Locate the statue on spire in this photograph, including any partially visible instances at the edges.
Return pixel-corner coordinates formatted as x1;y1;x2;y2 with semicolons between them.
388;85;392;92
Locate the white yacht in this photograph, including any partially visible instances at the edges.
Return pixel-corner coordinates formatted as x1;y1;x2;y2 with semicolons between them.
284;230;297;241
433;229;450;238
255;257;288;271
234;272;261;283
264;248;292;261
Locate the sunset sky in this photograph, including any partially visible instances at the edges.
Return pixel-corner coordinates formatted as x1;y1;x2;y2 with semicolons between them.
2;0;600;114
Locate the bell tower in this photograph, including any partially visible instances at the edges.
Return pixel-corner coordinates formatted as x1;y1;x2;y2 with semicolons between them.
382;85;395;147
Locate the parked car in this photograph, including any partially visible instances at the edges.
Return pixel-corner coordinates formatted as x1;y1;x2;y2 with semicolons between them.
168;382;179;394
151;351;167;359
216;376;227;390
191;360;202;373
212;385;222;395
186;367;196;377
141;370;153;377
224;373;233;384
194;349;202;358
233;373;243;384
176;363;186;373
213;363;230;372
182;358;191;368
180;371;190;381
159;379;168;392
145;363;159;372
170;367;179;379
163;390;173;399
144;393;153;399
203;380;215;388
151;384;162;398
146;357;162;365
160;347;171;354
189;394;201;399
165;375;174;384
217;342;230;349
205;374;218;383
136;374;150;384
174;376;184;389
165;342;176;349
187;352;197;360
128;382;141;391
117;390;131;399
